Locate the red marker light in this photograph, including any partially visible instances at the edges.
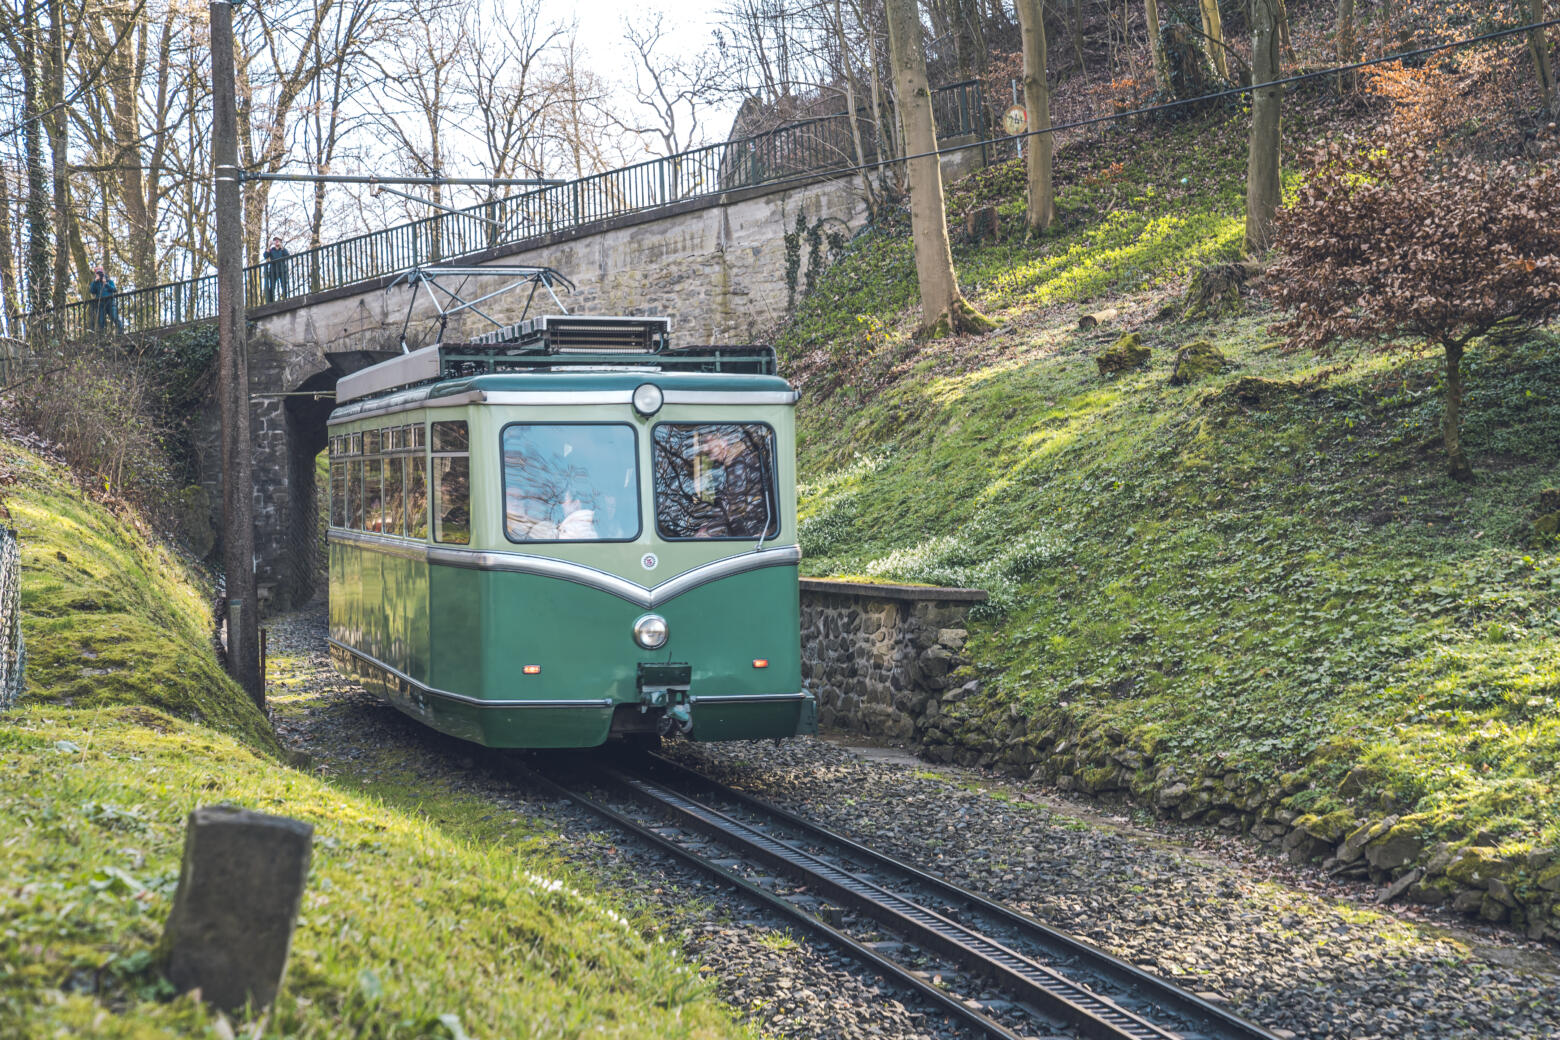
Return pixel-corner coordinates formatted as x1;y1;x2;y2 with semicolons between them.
523;665;542;675
752;659;769;669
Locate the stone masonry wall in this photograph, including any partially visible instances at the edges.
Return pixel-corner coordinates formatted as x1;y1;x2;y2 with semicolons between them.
252;174;872;357
800;578;986;742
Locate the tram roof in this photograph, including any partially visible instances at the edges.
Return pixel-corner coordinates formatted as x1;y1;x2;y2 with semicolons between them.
329;368;798;424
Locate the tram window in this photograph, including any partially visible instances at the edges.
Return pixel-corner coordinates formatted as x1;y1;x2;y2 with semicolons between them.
433;457;470;544
363;458;384;533
652;423;779;540
408;454;428;539
350;432;362;455
432;421;468;453
364;429;381;455
384;455;405;537
412;424;426;449
501;424;639;542
330;461;346;528
347;458;363;529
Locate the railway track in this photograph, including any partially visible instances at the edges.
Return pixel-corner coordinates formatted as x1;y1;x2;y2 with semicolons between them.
521;749;1281;1040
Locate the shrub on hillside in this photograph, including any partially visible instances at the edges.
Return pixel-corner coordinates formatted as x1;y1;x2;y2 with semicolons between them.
1267;134;1560;479
4;340;178;517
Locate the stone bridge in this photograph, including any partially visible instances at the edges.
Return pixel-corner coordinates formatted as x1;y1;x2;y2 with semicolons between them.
204;171;880;612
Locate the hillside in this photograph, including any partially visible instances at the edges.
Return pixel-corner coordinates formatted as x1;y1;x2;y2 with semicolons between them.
781;105;1560;934
0;435;748;1038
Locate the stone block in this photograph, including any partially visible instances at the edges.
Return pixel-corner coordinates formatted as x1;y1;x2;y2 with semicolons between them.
160;805;314;1012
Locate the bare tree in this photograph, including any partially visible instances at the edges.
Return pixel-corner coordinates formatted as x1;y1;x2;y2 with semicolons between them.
1531;0;1555;117
617;13;729;159
1144;0;1168;93
1245;0;1281;254
368;0;467;249
1200;0;1228;80
884;0;991;337
1015;0;1052;233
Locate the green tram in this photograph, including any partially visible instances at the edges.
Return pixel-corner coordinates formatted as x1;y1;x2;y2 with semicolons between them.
325;315;816;748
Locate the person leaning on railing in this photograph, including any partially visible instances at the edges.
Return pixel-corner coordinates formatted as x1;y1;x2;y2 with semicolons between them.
88;266;124;334
263;237;291;302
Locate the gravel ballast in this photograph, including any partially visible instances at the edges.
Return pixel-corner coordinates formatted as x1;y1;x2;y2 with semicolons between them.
267;605;1560;1040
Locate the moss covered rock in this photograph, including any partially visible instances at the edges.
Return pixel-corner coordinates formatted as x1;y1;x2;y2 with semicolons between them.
1169;341;1227;385
1097;333;1150;377
1445;846;1504;888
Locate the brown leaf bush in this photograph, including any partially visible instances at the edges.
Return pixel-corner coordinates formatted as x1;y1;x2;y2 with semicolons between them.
1267;133;1560;478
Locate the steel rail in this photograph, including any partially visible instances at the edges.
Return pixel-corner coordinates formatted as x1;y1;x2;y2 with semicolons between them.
510;756;1034;1040
641;753;1280;1040
603;767;1182;1040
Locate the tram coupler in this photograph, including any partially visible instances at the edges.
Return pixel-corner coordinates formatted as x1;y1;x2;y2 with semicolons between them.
637;662;691;713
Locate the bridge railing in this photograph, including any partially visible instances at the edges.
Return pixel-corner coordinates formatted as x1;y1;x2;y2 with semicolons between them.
16;80;985;345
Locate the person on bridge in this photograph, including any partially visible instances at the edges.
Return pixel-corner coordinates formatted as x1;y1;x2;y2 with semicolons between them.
87;267;124;334
263;237;291;302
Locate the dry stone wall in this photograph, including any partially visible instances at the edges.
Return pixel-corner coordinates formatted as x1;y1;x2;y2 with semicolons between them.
799;578;986;742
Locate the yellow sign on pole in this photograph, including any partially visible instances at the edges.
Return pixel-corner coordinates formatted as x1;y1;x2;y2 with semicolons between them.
1002;105;1028;136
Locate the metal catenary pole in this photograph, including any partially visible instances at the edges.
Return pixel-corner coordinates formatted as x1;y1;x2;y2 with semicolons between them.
210;0;261;706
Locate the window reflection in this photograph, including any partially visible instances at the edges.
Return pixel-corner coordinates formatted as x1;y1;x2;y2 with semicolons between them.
502;424;639;542
653;423;778;540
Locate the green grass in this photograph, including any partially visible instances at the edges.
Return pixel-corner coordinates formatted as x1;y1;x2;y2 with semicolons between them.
3;440;276;753
782;111;1560;857
0;440;750;1038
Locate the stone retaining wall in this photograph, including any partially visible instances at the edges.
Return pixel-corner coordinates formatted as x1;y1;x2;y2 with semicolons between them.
799;578;986;742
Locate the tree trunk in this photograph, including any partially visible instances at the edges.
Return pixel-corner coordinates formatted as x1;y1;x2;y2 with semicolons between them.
1245;0;1281;254
1531;0;1556;117
47;0;68;312
1016;0;1054;232
0;168;19;323
22;0;52;317
835;0;878;219
1335;0;1358;95
1145;0;1169;93
1070;0;1087;75
1443;338;1471;480
1200;0;1229;80
884;0;993;338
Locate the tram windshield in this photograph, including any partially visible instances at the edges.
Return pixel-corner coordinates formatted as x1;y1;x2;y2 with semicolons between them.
653;423;778;540
501;424;640;541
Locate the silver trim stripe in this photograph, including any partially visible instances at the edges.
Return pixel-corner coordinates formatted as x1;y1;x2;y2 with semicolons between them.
328;529;427;559
329;529;802;608
329;638;612;710
479;389;800;406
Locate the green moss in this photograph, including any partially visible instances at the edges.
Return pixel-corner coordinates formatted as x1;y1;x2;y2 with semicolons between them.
1169;341;1227;385
1097;333;1151;377
3;440;276;754
783;107;1560;857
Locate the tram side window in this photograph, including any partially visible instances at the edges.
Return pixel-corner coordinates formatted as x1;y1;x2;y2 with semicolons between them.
347;458;363;529
384;454;405;537
330;457;346;528
432;420;470;545
363;458;384;532
407;449;428;539
652;423;779;540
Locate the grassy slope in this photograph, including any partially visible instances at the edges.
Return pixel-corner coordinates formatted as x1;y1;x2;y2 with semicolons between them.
0;439;747;1038
784;110;1560;859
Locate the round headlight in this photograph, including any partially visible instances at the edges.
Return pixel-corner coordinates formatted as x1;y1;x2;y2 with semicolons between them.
633;614;669;650
632;382;664;417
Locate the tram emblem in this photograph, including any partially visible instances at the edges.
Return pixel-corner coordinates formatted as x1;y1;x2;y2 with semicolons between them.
641;553;659;571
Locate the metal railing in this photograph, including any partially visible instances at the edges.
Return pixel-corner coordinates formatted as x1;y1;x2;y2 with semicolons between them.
0;528;24;712
16;80;985;345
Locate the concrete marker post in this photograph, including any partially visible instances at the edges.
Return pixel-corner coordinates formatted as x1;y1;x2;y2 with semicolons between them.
159;805;313;1013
